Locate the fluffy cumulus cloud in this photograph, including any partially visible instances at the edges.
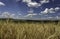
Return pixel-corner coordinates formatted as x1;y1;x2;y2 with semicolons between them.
22;0;41;7
55;7;60;11
41;8;49;14
0;12;22;19
0;12;15;18
0;2;5;6
22;0;49;7
49;8;55;13
40;7;60;14
1;12;11;18
27;2;41;8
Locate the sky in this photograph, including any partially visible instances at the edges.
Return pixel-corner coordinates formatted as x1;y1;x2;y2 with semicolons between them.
0;0;60;20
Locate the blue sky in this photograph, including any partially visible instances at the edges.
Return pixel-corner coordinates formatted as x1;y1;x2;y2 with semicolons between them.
0;0;60;20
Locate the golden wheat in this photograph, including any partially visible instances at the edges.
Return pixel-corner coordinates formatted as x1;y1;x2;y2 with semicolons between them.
0;20;60;39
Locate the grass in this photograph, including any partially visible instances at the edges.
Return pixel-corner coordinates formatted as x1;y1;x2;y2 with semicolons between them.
0;20;60;39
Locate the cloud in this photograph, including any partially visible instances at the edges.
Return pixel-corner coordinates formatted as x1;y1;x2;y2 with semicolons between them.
27;2;41;7
24;10;37;17
55;16;60;19
28;9;34;13
40;0;49;4
49;8;55;13
0;2;5;6
55;7;60;11
22;0;41;7
0;11;23;19
10;14;16;18
1;12;11;18
22;0;31;3
48;17;53;19
40;7;60;14
22;0;49;8
41;8;49;14
24;13;37;17
0;12;16;18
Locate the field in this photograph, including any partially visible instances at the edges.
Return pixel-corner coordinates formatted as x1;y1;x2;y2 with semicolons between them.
0;19;60;39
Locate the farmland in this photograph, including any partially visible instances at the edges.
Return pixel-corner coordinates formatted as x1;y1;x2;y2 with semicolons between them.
0;19;60;39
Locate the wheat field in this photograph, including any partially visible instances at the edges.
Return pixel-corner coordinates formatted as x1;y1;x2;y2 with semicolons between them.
0;20;60;39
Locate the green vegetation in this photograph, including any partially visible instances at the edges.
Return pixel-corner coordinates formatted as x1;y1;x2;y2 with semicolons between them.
0;20;60;39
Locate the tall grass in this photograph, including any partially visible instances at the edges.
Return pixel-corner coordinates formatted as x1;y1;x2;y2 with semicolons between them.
0;20;60;39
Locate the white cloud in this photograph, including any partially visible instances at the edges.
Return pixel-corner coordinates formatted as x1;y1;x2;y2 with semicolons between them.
24;10;37;17
22;0;49;8
1;12;16;18
48;17;53;19
28;9;34;13
22;0;50;8
22;0;31;3
0;2;5;6
27;2;41;7
0;12;22;19
1;12;11;18
10;14;16;18
40;7;60;14
41;8;49;14
17;11;22;16
49;8;55;13
1;12;23;19
24;13;37;17
22;0;41;7
55;16;60;19
40;0;49;4
55;7;60;11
